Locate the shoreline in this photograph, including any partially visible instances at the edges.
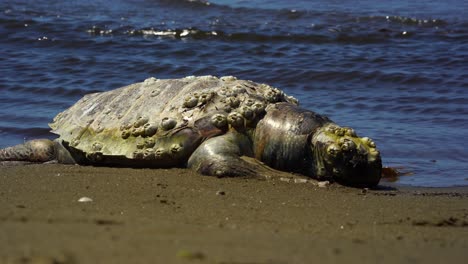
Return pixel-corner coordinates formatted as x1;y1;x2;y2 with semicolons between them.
1;164;467;263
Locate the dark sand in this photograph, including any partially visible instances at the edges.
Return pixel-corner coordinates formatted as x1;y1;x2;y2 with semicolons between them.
1;164;467;263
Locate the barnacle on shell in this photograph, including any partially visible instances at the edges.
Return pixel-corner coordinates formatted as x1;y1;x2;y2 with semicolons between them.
225;97;240;108
325;125;337;133
239;106;254;120
143;123;158;137
220;76;237;82
199;92;214;104
218;87;228;96
264;88;284;103
92;142;103;152
334;128;345;136
244;99;255;106
232;85;246;94
252;102;266;115
344;128;357;137
211;114;228;128
227;112;245;128
132;127;145;137
143;77;158;86
171;143;183;154
184;96;198;108
155;148;166;158
133;150;144;159
160;117;177;131
143;148;155;160
120;123;132;131
134;116;149;128
121;130;131;139
361;137;376;148
144;138;156;148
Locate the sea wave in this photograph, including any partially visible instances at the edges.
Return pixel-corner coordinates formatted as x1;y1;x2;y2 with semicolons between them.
1;3;464;46
82;25;464;45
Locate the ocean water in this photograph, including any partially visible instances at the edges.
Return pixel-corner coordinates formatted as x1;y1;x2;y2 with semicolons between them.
0;0;467;187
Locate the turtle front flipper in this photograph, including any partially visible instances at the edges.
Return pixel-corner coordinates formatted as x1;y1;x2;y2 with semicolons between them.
188;132;297;179
188;132;254;177
0;139;56;162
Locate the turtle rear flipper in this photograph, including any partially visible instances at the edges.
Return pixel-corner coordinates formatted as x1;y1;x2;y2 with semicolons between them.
0;139;56;162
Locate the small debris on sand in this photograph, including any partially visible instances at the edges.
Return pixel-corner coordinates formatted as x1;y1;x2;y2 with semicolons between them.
77;197;93;203
280;177;291;183
294;178;309;184
317;181;330;188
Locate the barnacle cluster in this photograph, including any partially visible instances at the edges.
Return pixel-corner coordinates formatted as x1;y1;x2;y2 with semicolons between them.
180;79;292;130
183;91;215;109
120;116;161;140
323;124;380;163
116;113;183;160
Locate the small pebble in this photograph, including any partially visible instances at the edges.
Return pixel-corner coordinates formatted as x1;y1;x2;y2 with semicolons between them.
317;181;330;188
279;177;291;183
78;197;93;203
216;190;226;196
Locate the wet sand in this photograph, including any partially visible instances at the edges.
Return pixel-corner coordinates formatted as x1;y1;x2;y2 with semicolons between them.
1;164;467;263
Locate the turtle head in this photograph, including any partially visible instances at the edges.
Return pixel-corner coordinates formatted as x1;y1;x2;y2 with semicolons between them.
311;124;382;187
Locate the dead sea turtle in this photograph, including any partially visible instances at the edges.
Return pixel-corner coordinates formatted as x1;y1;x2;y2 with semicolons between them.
0;76;382;187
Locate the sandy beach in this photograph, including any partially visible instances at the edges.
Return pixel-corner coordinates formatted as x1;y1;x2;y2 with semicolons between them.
1;163;467;263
